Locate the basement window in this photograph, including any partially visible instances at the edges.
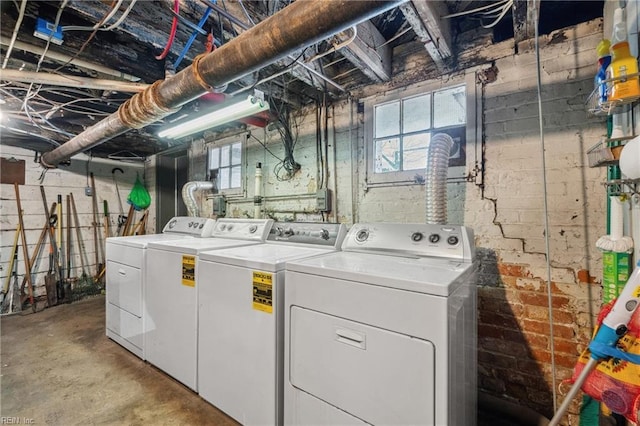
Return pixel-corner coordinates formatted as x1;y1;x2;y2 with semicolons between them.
208;141;243;192
365;82;468;184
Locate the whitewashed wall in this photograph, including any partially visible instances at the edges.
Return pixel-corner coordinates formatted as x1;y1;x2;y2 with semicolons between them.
0;145;143;300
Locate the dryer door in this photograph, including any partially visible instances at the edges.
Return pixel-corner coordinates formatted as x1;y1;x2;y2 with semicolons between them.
289;307;435;425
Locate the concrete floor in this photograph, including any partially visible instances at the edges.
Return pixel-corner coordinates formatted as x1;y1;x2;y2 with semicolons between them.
1;295;524;425
1;296;237;425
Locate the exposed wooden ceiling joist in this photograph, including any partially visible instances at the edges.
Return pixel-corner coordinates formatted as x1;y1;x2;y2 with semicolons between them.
338;21;391;82
512;0;540;46
399;1;452;70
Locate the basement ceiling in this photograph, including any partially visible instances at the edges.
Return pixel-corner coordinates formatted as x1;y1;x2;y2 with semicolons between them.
0;0;602;161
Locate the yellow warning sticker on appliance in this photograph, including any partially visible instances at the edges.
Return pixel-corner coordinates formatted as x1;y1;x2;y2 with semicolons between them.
182;255;196;287
252;271;273;313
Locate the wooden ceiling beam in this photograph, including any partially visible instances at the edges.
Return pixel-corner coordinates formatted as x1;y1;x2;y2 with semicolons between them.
512;0;540;46
338;21;391;82
399;1;452;70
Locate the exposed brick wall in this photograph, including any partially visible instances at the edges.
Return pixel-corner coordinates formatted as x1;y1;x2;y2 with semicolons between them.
175;19;606;425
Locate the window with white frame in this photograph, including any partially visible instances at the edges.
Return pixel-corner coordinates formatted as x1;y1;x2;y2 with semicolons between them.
367;84;467;182
208;141;242;191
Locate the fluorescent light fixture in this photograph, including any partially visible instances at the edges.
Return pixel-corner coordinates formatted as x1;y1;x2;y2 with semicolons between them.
158;95;270;139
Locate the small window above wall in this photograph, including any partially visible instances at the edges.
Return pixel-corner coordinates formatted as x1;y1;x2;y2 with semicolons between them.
208;140;243;193
366;83;467;184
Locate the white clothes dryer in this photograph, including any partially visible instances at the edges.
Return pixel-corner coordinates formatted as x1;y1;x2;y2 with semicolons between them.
197;222;347;425
105;216;216;359
284;222;477;426
144;218;273;391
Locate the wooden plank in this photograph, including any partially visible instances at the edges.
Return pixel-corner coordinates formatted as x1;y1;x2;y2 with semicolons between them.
338;21;392;82
399;1;452;70
1;158;25;185
513;0;540;46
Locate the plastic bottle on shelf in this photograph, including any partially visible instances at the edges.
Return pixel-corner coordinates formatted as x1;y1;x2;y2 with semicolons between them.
596;39;612;106
607;7;640;102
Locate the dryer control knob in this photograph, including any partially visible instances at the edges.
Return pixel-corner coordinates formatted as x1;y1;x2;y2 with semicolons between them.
249;225;258;234
320;229;330;240
168;219;177;229
428;234;440;243
411;232;424;242
447;236;459;245
355;229;369;242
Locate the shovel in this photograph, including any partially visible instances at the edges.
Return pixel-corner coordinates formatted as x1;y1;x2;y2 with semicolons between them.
45;226;58;307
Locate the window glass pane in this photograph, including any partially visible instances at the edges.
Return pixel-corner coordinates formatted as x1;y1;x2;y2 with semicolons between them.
219;167;230;190
208;147;220;169
231;142;242;165
230;166;242;188
403;133;431;171
374;102;400;138
220;145;231;167
403;94;431;133
433;86;466;128
374;138;400;173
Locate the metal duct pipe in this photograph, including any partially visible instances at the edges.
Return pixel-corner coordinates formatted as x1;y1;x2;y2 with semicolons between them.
182;181;215;217
40;0;404;168
425;133;454;225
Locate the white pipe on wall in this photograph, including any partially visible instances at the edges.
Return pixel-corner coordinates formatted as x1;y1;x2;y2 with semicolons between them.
254;163;263;218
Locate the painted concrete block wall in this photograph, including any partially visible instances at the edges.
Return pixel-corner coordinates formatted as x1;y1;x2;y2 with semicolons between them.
0;145;143;304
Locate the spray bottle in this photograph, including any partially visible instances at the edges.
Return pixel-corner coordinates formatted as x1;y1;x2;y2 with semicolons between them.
596;39;612;106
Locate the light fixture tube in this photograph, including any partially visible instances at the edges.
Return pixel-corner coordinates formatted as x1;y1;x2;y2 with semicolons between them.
158;95;269;139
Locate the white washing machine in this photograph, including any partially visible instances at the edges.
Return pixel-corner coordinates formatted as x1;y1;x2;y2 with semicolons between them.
284;222;477;426
105;216;216;359
196;222;347;425
144;218;273;391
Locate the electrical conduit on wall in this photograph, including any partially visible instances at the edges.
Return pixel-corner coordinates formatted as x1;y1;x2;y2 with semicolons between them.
182;181;215;217
425;133;454;225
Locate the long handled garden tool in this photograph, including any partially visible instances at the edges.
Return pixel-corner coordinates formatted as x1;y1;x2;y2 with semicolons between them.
19;203;56;304
1;224;21;313
64;194;72;303
45;213;58;307
15;183;35;312
90;173;103;278
40;186;63;304
70;192;99;299
112;167;127;235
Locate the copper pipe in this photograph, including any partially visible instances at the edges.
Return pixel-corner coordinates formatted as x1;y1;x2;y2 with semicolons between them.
41;0;404;168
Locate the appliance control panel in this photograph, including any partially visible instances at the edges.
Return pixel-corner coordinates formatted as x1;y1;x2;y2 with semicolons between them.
211;218;274;241
267;222;347;248
162;216;217;237
343;222;475;261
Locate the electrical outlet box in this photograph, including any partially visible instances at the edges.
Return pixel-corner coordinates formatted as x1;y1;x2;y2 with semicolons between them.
34;18;63;45
212;195;226;216
316;188;331;212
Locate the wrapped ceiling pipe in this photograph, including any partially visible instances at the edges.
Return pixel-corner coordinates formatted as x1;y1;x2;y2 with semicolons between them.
425;133;454;225
40;0;404;168
182;181;215;217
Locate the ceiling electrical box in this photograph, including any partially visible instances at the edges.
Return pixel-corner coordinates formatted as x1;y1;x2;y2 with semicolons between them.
34;18;63;45
316;188;331;213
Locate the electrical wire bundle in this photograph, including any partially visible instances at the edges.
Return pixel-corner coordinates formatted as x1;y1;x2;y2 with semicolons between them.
272;107;301;181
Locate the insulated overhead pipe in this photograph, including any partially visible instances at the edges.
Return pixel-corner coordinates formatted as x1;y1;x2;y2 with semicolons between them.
40;0;405;168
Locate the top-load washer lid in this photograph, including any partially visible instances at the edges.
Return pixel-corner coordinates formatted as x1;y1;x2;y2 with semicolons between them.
105;233;190;249
147;237;259;255
199;244;335;272
286;251;474;297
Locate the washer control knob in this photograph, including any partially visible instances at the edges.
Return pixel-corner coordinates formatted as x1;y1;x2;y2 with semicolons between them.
411;232;423;242
199;223;204;229
320;229;330;240
227;225;234;231
428;234;440;243
355;229;369;242
447;235;459;245
168;219;177;229
220;224;227;231
188;222;194;228
249;225;258;234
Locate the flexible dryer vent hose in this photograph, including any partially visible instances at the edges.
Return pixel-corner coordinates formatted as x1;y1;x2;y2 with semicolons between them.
425;133;454;225
182;181;214;217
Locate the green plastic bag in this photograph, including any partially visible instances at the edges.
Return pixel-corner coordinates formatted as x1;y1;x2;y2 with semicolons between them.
127;174;151;211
